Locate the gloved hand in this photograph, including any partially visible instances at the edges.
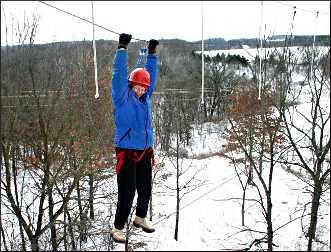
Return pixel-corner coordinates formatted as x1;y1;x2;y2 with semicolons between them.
148;39;159;54
118;33;132;49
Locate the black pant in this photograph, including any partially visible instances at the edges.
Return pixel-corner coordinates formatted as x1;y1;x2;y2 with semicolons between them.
114;148;152;230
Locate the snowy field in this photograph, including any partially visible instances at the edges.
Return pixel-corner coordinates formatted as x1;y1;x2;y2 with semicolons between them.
2;114;330;251
198;45;330;63
72;95;329;251
80;120;330;251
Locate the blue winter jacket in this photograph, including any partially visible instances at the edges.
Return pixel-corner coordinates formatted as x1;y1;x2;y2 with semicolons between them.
112;49;158;150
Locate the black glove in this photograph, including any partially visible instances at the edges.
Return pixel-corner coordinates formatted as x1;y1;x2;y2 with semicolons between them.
148;39;159;54
118;33;132;49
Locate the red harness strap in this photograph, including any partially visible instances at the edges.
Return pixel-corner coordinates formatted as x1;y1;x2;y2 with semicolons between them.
115;147;155;174
115;151;126;174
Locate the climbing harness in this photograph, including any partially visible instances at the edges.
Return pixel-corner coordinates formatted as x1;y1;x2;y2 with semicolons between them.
115;147;155;174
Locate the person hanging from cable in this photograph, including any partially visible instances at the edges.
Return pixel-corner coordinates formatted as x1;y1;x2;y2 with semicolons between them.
110;33;159;243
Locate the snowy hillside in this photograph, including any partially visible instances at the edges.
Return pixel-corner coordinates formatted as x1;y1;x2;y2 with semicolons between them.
197;45;329;63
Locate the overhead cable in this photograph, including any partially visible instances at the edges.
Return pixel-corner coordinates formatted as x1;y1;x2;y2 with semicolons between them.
38;1;147;42
276;1;329;15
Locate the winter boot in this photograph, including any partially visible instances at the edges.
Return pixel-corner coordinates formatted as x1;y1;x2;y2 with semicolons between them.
111;227;126;243
133;216;155;233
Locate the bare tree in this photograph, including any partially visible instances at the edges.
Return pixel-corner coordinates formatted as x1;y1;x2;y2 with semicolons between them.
276;46;330;251
1;11;115;250
202;52;246;121
158;93;205;241
0;13;84;250
223;40;330;251
224;84;284;250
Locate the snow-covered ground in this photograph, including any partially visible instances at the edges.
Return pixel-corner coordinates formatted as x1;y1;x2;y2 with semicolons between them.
2;118;330;251
1;46;330;251
82;120;329;251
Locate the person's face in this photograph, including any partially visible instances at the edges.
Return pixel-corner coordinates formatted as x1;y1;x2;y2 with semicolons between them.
132;85;147;97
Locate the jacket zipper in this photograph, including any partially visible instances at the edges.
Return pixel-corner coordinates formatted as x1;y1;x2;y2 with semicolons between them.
119;128;131;143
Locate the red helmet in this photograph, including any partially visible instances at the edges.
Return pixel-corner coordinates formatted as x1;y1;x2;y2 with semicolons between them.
129;68;150;89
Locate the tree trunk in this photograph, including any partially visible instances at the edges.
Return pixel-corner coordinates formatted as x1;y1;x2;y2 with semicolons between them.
63;210;68;252
88;174;94;220
248;124;253;184
174;136;180;241
266;141;275;251
307;180;322;251
0;220;8;251
12;146;27;251
149;194;153;221
266;195;273;251
241;181;248;226
65;208;76;251
76;180;87;243
31;236;39;251
48;186;57;251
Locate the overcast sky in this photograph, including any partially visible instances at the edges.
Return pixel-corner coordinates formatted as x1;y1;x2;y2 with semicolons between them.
1;1;330;45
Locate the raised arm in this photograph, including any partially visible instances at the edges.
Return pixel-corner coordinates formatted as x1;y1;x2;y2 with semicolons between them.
145;39;159;97
112;33;132;104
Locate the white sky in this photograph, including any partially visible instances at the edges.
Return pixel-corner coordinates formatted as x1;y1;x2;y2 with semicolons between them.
1;1;330;45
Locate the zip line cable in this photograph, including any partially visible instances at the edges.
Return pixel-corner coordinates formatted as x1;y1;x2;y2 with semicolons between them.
37;0;326;102
275;1;329;15
38;1;327;45
309;11;319;84
288;7;297;61
91;1;99;99
152;169;246;227
281;6;296;95
258;1;264;101
201;0;205;106
38;1;147;42
289;6;297;40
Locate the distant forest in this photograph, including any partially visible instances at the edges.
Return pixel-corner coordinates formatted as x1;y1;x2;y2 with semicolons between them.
2;34;329;51
189;34;330;50
1;34;329;97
